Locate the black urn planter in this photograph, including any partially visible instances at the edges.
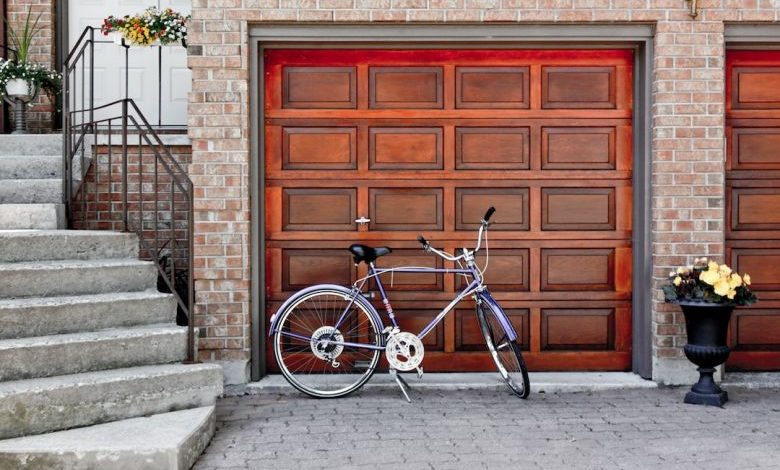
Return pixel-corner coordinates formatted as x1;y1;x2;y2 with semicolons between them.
678;301;734;406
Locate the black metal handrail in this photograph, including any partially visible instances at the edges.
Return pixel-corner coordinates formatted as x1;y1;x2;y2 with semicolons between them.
63;28;195;361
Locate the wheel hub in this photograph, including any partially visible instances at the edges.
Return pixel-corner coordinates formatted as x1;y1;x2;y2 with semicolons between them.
310;326;344;361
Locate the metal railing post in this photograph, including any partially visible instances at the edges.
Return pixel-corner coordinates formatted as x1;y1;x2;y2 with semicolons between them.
121;99;129;232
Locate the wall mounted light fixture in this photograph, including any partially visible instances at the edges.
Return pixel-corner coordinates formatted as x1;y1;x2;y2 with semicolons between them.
687;0;698;18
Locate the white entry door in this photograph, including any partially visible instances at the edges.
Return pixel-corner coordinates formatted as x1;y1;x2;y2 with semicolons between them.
68;0;191;127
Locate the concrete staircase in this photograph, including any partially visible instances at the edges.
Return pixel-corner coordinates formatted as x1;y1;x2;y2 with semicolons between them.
0;136;222;469
0;135;66;230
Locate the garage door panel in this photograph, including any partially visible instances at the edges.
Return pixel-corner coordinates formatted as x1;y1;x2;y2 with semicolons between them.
455;127;530;170
731;248;780;291
730;127;780;170
542;187;616;231
369;66;443;109
455;66;530;109
542;66;616;109
541;308;615;351
541;248;615;291
731;187;780;230
283;66;356;109
455;308;530;351
369;188;443;231
379;249;443;291
265;49;633;372
282;249;355;291
456;187;530;231
369;127;443;170
458;248;530;292
731;66;780;110
282;188;357;232
733;310;780;350
542;126;616;170
282;127;357;170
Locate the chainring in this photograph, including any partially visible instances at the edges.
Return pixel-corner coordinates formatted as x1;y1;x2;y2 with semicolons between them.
385;332;425;371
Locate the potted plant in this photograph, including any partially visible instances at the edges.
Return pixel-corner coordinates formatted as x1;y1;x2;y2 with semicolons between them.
101;7;190;47
0;9;61;133
662;258;758;406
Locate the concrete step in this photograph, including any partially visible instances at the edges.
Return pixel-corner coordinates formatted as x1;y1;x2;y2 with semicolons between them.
0;230;138;263
0;155;61;179
0;134;62;156
0;204;65;229
0;291;176;340
0;178;61;204
0;258;157;298
0;363;223;439
0;406;216;470
0;325;187;381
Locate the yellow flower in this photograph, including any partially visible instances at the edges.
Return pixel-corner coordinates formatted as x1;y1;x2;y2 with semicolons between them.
708;260;719;272
729;273;742;289
719;264;732;277
700;269;720;286
673;276;682;286
744;274;751;286
677;267;686;275
714;279;731;296
727;289;737;300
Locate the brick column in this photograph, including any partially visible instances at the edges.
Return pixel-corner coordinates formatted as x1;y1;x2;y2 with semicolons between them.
188;1;251;384
651;18;727;384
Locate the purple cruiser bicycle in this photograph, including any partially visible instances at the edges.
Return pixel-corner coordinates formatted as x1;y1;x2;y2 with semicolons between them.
269;207;530;401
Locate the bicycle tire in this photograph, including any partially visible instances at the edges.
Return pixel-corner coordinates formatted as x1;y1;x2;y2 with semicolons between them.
273;287;382;398
476;300;531;399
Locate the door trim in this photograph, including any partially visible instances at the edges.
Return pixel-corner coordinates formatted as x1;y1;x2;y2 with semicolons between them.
248;24;654;381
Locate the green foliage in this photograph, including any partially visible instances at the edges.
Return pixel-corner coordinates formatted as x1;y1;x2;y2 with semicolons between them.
1;8;44;64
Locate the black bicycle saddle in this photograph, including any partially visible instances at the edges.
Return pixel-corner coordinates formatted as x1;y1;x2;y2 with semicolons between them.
348;244;392;264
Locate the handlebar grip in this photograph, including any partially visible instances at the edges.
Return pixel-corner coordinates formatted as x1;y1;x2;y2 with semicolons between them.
417;235;429;248
483;206;496;223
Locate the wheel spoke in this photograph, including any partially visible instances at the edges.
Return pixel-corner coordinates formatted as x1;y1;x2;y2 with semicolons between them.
274;289;381;398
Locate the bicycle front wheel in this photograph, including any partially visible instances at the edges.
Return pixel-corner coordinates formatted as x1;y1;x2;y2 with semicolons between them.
477;301;530;398
273;287;382;398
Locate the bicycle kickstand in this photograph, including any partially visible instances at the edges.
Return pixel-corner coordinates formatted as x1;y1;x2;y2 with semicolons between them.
389;369;412;403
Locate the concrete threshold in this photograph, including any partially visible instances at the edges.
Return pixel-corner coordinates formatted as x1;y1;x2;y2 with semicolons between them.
231;372;657;396
722;372;780;389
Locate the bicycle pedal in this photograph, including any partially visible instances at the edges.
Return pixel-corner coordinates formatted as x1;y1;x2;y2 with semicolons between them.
416;367;424;380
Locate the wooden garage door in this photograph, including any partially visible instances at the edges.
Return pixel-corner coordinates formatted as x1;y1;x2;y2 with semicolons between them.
264;49;633;372
726;50;780;371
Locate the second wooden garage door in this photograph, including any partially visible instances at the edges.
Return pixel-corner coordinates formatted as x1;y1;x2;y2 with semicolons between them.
264;49;633;371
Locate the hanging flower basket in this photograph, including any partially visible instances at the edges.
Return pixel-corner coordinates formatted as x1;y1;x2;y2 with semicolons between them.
101;7;190;47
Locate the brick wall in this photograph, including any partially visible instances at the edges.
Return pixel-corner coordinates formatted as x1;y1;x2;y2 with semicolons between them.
5;0;57;132
187;1;780;384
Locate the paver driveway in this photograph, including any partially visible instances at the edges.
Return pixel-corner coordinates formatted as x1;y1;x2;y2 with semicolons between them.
194;387;780;470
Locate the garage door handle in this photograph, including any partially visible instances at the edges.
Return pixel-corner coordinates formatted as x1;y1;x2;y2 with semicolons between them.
355;217;371;225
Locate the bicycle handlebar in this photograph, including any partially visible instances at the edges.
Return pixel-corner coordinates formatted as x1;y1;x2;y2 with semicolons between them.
483;206;496;223
418;207;493;261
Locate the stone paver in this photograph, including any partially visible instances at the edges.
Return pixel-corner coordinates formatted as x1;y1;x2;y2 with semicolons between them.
195;386;780;470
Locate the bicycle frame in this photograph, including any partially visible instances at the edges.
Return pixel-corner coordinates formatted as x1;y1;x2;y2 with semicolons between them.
269;260;518;351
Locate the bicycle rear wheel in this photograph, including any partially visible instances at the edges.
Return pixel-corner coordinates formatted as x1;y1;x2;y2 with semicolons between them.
273;287;382;398
476;301;530;398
